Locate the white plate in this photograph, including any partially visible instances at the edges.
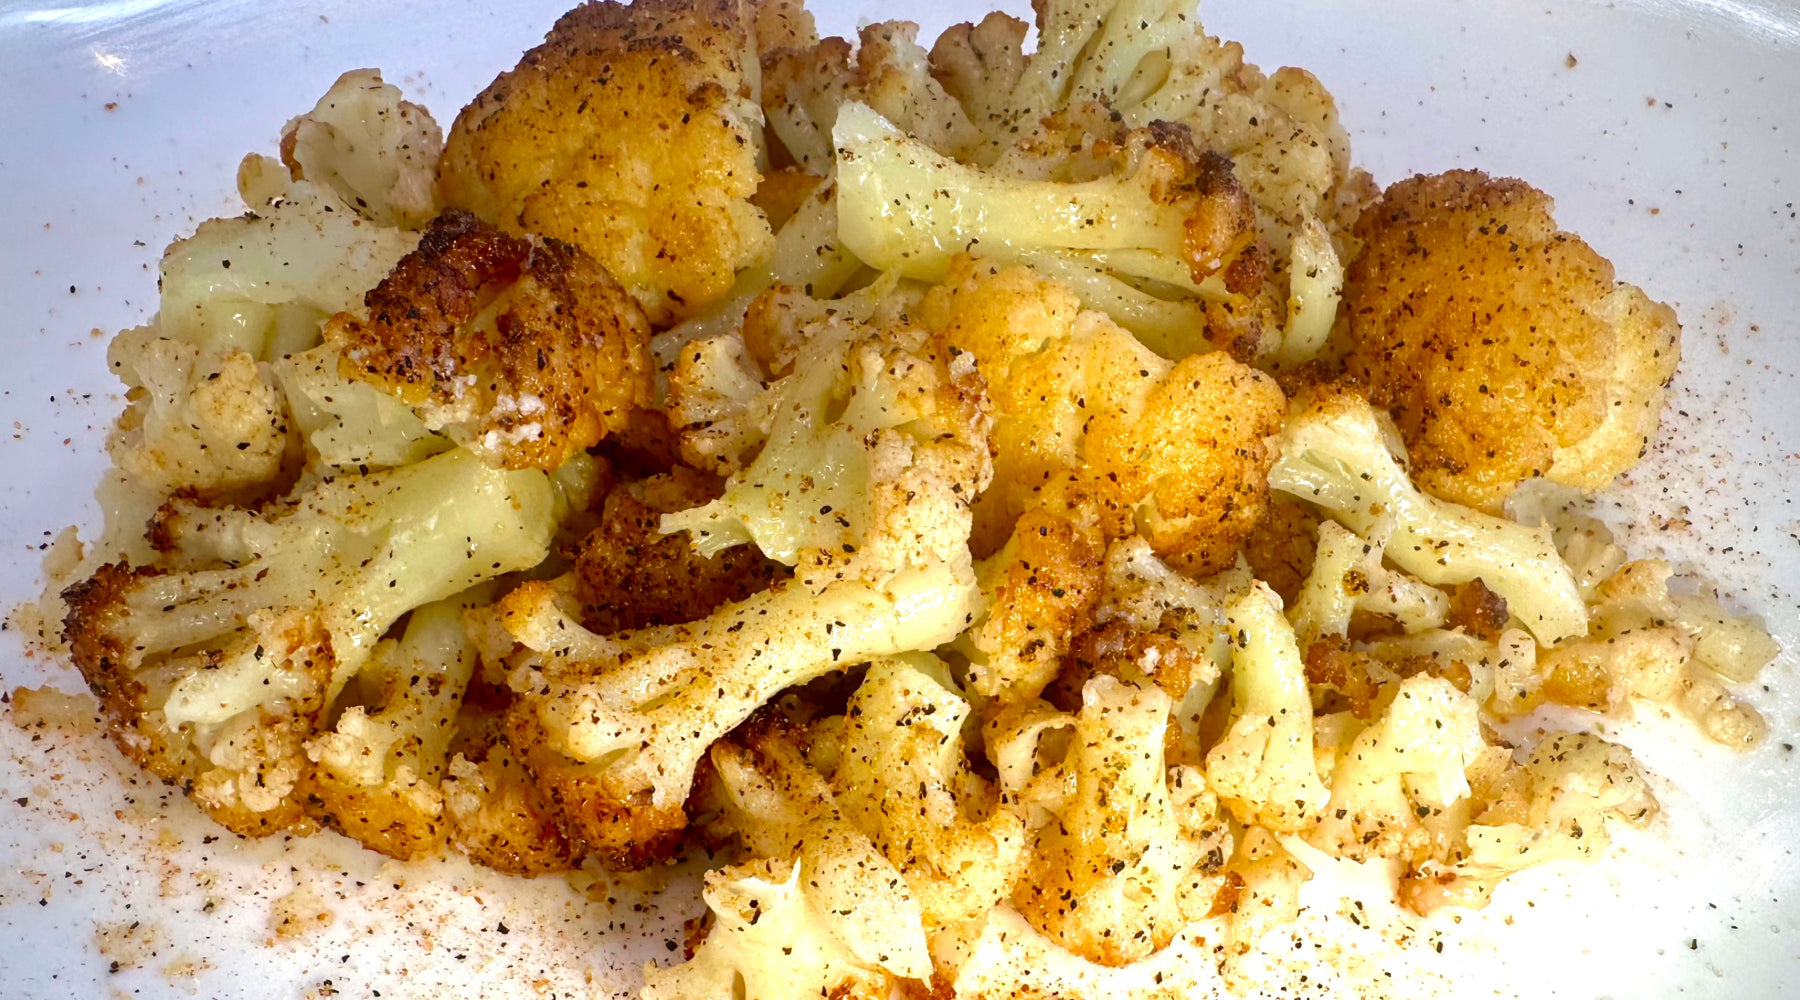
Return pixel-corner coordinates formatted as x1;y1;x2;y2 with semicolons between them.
1;1;1795;997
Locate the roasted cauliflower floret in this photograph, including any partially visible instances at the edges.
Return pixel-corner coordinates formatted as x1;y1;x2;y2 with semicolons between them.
1343;170;1681;512
168;178;419;360
1204;582;1330;834
106;326;296;501
323;210;652;471
958;507;1107;702
436;0;773;324
762;20;986;169
1271;388;1589;645
662;316;991;593
920;256;1285;571
1010;676;1208;966
274;68;443;229
652;720;933;1000
59;448;555;835
483;317;990;867
829;655;1028;933
301;599;477;859
1401;731;1658;914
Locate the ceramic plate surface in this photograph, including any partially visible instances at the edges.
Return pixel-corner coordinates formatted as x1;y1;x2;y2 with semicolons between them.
1;1;1796;997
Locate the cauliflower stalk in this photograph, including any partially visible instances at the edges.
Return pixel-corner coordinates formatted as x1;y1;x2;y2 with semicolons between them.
1204;583;1330;833
1270;390;1588;645
834;100;1262;357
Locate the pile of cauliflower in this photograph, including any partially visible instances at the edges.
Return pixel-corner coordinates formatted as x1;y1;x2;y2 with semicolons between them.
37;0;1780;996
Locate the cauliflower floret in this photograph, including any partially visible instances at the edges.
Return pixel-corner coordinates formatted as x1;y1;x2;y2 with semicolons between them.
274;68;442;229
1287;518;1450;643
1304;674;1486;863
321;210;652;471
301;599;476;859
926;0;1361;360
835;102;1267;357
59;448;555;835
829;655;1027;932
920;256;1286;570
648;716;932;999
1400;731;1658;914
436;0;773;325
958;507;1107;703
440;736;579;876
166;178;419;360
1504;559;1772;748
662;317;990;593
482;319;990;867
762;21;986;169
1343;170;1681;512
1204;583;1330;833
105;326;296;501
1011;675;1207;966
1271;389;1589;645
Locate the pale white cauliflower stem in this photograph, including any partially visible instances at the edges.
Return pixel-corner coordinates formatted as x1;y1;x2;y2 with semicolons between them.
509;561;977;811
155;448;554;726
1270;394;1588;644
1205;583;1330;833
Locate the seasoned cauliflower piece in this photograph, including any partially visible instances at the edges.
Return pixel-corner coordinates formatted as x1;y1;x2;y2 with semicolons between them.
271;345;450;473
1287;517;1451;643
1305;674;1486;863
836;102;1266;357
958;507;1107;703
652;716;933;999
1012;676;1206;966
1271;388;1588;645
1401;731;1657;914
662;317;990;593
829;655;1027;931
1204;583;1330;833
324;210;652;471
168;178;419;360
277;68;443;229
1343;170;1681;512
106;327;295;501
762;21;986;169
436;0;773;324
60;449;554;835
302;599;476;859
440;733;579;876
921;256;1285;574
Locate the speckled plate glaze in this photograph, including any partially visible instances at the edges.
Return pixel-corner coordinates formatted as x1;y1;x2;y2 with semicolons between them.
1;2;1795;997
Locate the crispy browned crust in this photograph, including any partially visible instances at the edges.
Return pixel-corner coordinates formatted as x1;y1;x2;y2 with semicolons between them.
300;771;445;861
1240;494;1320;607
436;0;768;324
325;209;651;471
973;508;1106;698
1446;579;1510;641
506;708;688;872
1343;169;1679;512
572;467;788;634
442;689;581;875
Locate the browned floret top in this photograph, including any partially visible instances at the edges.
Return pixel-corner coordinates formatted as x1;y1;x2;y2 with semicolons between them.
326;209;652;471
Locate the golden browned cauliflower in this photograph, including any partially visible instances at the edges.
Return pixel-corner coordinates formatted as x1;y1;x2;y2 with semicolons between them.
323;210;652;471
1343;170;1680;512
570;466;788;634
435;0;773;325
920;255;1286;575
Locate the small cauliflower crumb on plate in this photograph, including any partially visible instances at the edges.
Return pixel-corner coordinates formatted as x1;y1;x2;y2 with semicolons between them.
1;1;1797;999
